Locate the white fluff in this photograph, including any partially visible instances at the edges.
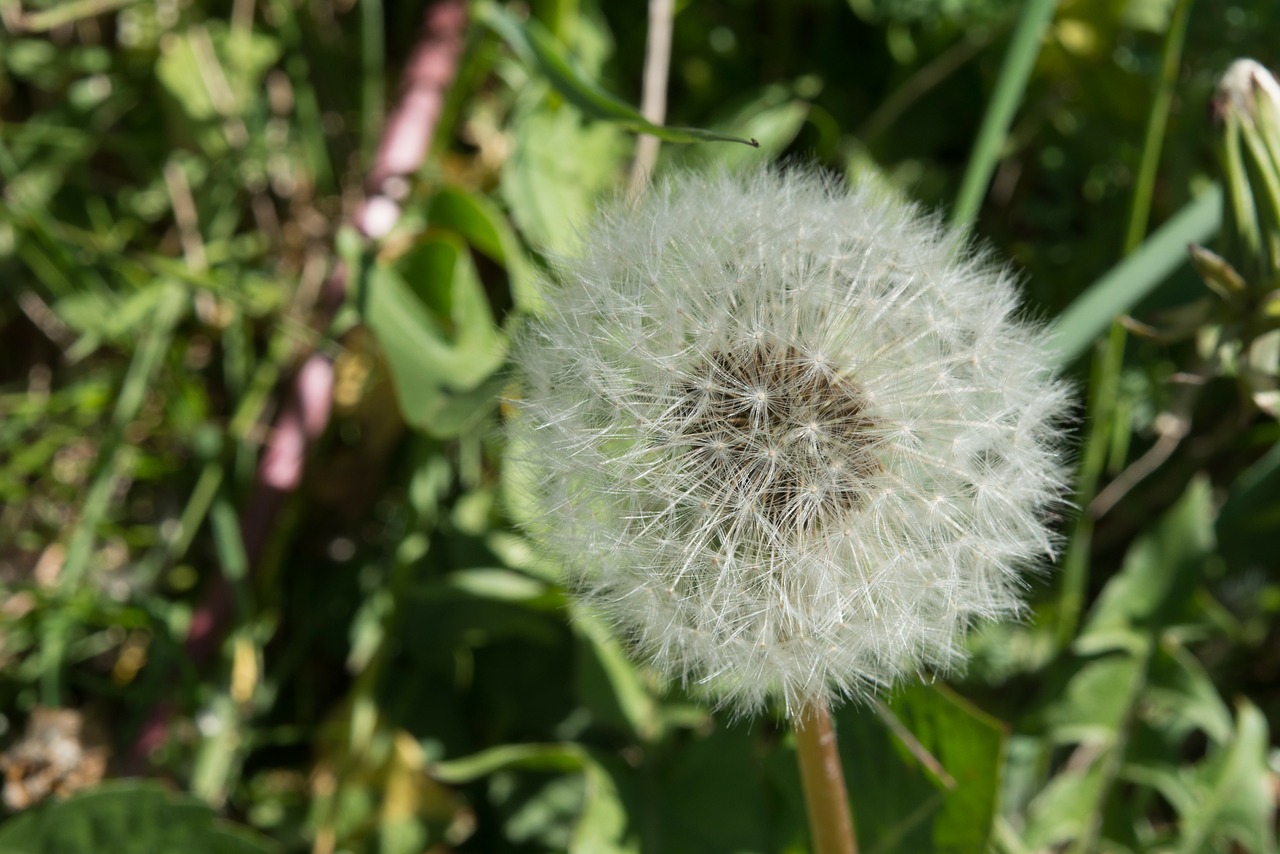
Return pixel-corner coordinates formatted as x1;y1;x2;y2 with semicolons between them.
508;167;1071;716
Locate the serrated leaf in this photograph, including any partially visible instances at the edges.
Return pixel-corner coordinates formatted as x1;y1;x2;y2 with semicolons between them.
1021;765;1106;852
1143;644;1234;746
1076;477;1215;654
1174;701;1276;854
499;95;629;254
0;781;276;854
1043;653;1144;745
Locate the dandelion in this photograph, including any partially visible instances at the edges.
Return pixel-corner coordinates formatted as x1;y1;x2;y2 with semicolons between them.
509;167;1068;718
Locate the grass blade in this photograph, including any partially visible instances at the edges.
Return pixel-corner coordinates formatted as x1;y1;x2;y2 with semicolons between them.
1048;186;1223;366
950;0;1058;226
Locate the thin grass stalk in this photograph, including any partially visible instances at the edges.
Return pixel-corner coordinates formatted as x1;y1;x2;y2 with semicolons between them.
628;0;674;196
361;0;386;164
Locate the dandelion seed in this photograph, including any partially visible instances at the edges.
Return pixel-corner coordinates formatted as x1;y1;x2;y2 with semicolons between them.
509;167;1070;718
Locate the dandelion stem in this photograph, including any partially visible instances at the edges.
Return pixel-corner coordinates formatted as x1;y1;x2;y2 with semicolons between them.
794;700;858;854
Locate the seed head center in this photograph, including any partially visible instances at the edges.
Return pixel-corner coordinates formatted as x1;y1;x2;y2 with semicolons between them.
677;342;879;534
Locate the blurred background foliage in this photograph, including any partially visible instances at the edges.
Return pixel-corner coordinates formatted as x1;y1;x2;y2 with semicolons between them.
1;0;1279;851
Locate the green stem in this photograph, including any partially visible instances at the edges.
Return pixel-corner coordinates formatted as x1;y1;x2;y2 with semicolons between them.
1123;0;1195;255
1055;0;1197;648
795;700;857;854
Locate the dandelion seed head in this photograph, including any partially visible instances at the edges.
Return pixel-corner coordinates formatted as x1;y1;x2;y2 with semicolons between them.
508;167;1070;716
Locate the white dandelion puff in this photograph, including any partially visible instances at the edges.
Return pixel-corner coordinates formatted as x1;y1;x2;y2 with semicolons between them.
508;167;1071;717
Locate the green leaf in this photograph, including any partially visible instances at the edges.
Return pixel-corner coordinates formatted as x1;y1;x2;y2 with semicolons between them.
431;743;587;783
833;684;1005;853
571;754;635;854
572;607;661;743
1189;243;1248;299
447;568;551;602
427;186;540;312
362;236;505;432
670;83;809;171
1143;644;1233;746
1043;653;1145;745
18;0;142;32
887;685;1006;854
498;95;629;254
154;22;280;154
1075;477;1216;654
0;781;276;854
1173;701;1276;854
1021;765;1106;853
473;2;757;148
430;744;633;854
652;723;774;854
950;0;1057;227
1049;186;1224;365
1218;437;1280;548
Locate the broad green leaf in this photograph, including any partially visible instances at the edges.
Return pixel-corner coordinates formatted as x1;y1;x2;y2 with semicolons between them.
832;684;1005;853
571;753;635;854
428;186;540;312
1021;765;1105;852
652;723;773;854
1049;186;1224;365
1142;644;1233;746
473;2;757;148
418;370;508;439
363;236;505;432
0;781;276;854
887;685;1006;853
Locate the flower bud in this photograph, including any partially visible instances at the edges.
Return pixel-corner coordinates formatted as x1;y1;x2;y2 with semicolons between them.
1212;59;1280;288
